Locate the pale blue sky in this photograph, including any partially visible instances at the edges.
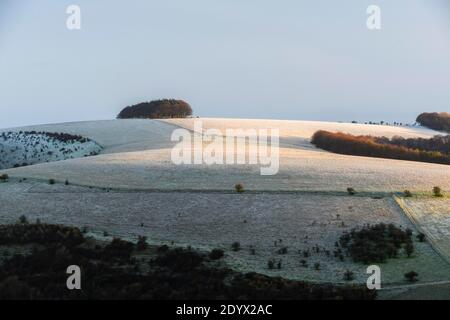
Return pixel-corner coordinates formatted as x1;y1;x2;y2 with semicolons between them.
0;0;449;128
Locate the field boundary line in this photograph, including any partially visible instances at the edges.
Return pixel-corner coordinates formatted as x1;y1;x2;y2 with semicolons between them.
393;195;450;264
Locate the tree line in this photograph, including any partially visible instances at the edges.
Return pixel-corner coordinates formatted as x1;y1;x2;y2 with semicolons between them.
311;130;450;165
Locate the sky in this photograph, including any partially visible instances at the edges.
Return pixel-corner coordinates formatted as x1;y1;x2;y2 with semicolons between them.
0;0;449;129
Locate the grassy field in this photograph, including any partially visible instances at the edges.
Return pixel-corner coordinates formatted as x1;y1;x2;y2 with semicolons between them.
0;118;449;294
396;196;450;262
1;119;448;192
1;180;449;286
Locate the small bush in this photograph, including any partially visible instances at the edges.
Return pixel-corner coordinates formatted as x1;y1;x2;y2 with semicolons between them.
157;244;169;253
300;259;308;267
405;241;414;258
103;238;134;260
136;236;148;251
404;271;418;282
18;215;28;225
209;249;225;260
433;186;443;197
347;188;356;195
403;190;413;197
343;270;355;281
231;242;241;252
417;233;426;242
235;184;244;193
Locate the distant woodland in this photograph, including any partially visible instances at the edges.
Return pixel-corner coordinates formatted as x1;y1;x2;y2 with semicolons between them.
117;99;192;119
311;130;450;165
416;112;450;133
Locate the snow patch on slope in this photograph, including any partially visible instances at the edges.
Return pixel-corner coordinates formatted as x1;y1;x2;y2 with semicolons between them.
0;131;102;170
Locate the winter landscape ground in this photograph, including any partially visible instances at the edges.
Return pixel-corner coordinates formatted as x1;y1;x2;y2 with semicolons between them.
0;118;449;299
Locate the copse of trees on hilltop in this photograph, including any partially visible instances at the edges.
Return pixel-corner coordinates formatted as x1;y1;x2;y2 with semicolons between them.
117;99;192;119
311;130;450;165
416;112;450;133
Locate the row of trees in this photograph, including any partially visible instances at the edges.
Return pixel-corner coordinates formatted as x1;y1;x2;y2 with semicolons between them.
416;112;450;132
376;135;450;154
117;99;192;119
311;130;450;165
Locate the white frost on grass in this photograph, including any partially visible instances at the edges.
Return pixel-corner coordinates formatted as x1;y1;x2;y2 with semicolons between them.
0;118;448;192
0;131;101;170
0;181;449;285
397;197;450;262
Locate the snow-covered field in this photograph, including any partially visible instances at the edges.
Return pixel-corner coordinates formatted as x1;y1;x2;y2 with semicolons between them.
0;131;101;170
0;118;448;192
396;197;450;262
0;118;449;286
1;180;449;285
163;118;439;149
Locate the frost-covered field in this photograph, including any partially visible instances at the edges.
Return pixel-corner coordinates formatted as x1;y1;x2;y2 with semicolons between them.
397;197;450;262
0;118;449;288
1;181;449;285
163;118;439;149
0;131;101;170
0;119;178;154
0;118;448;192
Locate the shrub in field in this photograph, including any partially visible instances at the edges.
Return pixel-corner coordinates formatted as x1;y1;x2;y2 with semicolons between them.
157;244;169;253
209;249;225;260
136;236;148;251
103;238;134;260
343;270;355;281
267;259;275;270
340;223;413;264
18;215;28;224
405;241;414;258
433;186;443;197
235;183;244;193
231;242;241;252
404;271;419;282
347;188;356;195
300;259;308;267
404;190;413;197
417;233;426;242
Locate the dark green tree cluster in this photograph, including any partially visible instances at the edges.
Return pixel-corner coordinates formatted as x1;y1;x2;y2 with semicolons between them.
117;99;192;119
339;223;414;264
416;112;450;132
